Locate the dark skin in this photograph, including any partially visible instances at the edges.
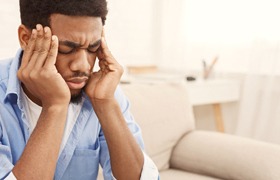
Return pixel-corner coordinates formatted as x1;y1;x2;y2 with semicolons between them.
14;14;144;180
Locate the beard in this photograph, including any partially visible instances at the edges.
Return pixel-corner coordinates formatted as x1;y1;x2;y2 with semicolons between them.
70;91;83;104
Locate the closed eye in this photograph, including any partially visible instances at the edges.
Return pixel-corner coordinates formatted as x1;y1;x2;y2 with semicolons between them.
58;41;79;55
58;39;101;55
87;46;100;53
58;47;76;54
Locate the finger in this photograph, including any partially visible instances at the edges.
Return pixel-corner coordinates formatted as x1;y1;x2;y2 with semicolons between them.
99;59;121;73
86;71;102;89
107;64;120;71
99;29;119;65
34;26;52;69
44;35;59;67
100;28;110;54
97;47;105;60
100;36;109;51
99;60;107;71
26;24;45;69
101;27;105;38
91;71;102;81
99;37;116;64
20;29;37;69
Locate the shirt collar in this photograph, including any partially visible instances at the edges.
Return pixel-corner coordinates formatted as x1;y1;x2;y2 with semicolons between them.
4;49;23;104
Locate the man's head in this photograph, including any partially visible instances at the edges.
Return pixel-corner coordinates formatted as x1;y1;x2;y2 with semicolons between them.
18;0;108;104
20;0;108;29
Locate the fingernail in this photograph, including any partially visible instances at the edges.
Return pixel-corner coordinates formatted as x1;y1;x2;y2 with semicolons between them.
44;27;48;33
36;24;41;31
51;35;57;41
102;37;106;43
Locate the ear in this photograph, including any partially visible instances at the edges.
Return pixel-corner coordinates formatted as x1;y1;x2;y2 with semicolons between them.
18;25;32;51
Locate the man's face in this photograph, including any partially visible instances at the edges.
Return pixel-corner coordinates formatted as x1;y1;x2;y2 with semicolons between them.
49;14;103;103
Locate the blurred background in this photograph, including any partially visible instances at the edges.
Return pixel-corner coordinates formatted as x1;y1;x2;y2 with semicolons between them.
1;0;280;144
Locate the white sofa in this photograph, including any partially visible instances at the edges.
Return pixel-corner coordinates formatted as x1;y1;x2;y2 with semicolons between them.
119;82;280;180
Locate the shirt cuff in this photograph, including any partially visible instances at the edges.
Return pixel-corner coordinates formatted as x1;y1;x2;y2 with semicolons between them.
140;151;159;180
4;172;17;180
112;151;159;180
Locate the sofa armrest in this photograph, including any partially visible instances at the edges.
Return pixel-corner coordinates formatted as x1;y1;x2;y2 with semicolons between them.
170;130;280;180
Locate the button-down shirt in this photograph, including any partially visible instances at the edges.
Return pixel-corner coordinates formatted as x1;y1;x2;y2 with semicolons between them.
0;49;159;180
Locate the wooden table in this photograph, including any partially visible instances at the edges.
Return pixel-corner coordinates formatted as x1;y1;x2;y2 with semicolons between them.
187;79;241;132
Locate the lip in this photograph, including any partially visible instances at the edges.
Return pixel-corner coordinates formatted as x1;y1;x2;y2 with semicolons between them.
66;77;88;90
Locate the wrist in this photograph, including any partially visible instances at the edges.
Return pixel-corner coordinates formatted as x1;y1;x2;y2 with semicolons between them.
38;104;68;126
42;99;69;108
91;98;118;112
41;103;68;114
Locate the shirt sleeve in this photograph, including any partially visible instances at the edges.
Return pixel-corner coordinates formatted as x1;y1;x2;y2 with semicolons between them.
110;151;159;180
140;152;159;180
100;86;159;179
4;172;17;180
0;117;15;180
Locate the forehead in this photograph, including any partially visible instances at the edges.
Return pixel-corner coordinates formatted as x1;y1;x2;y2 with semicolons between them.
49;14;103;43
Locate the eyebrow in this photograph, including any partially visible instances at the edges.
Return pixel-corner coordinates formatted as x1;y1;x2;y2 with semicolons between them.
89;40;101;48
59;39;101;49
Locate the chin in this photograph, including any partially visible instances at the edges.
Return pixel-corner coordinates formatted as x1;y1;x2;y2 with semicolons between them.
70;89;82;96
70;89;83;104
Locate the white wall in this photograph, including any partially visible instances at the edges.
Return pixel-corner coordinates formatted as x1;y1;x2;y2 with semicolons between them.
181;0;280;74
105;0;158;67
0;1;20;59
1;0;280;74
108;0;280;74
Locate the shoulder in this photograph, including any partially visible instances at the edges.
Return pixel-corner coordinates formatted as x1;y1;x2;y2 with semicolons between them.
115;85;130;111
0;49;23;82
114;85;129;106
0;58;13;82
0;59;13;101
0;113;2;134
0;104;5;140
114;85;125;99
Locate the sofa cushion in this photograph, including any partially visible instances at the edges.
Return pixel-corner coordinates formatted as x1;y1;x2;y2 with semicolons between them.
160;169;221;180
170;130;280;180
121;82;195;171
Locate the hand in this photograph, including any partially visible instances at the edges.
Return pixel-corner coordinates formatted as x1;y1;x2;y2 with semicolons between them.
85;29;123;103
17;24;70;107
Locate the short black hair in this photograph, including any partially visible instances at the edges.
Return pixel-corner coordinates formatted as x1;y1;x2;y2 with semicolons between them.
20;0;108;29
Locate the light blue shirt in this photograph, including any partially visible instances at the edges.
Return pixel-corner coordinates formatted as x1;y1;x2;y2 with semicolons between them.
0;50;154;180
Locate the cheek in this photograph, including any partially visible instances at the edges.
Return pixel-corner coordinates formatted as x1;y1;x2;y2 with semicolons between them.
55;57;69;75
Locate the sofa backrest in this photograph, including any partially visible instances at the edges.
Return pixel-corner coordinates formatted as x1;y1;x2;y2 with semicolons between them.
121;82;195;171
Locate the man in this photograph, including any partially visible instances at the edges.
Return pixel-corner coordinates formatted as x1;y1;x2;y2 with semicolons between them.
0;0;159;179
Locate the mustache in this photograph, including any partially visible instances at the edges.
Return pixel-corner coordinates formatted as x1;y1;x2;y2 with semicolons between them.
65;71;91;79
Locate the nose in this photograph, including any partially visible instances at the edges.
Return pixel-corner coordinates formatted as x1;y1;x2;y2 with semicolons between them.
70;49;91;72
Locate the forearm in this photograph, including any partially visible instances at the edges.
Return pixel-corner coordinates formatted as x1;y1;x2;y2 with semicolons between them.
12;105;68;180
93;99;144;180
